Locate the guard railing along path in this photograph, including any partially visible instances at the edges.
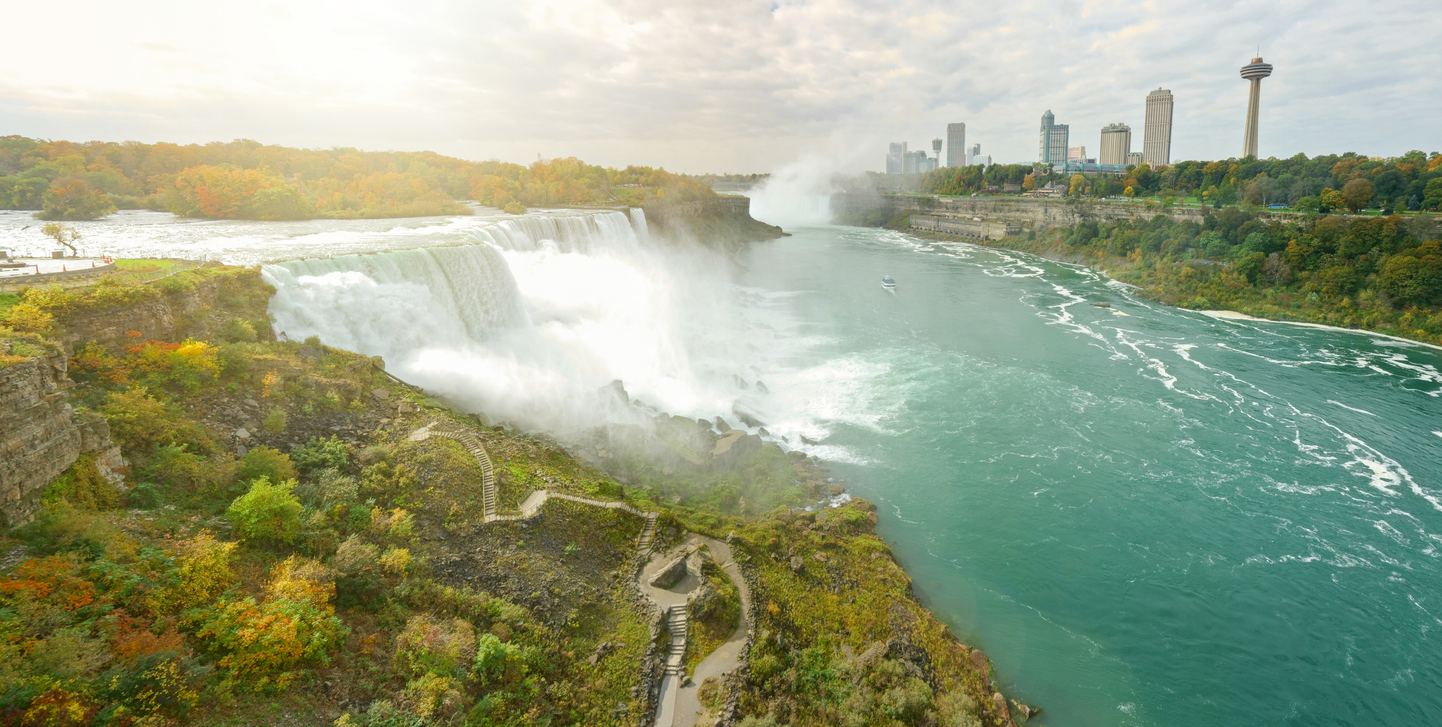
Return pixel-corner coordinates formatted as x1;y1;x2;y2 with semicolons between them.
415;422;749;727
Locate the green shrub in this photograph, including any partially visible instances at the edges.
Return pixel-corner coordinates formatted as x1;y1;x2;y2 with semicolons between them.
291;435;349;474
471;632;524;686
394;615;477;679
226;477;304;546
140;444;240;501
43;454;121;511
237;446;298;485
262;407;287;435
295;468;358;510
99;387;215;456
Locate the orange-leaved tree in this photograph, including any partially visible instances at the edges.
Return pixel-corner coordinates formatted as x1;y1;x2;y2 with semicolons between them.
166;165;312;219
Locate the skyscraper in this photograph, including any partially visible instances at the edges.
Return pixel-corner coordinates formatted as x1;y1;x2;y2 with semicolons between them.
1240;57;1274;158
1142;88;1173;167
1039;111;1069;165
886;142;907;174
946;123;966;167
1099;123;1132;166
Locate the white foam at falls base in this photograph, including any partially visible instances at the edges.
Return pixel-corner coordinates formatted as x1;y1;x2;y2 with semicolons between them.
263;209;838;440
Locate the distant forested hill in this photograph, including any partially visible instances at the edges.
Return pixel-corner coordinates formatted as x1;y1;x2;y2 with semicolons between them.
0;136;713;221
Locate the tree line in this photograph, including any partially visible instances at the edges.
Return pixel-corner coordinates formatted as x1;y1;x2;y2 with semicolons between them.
0;136;715;221
994;209;1442;344
915;152;1442;214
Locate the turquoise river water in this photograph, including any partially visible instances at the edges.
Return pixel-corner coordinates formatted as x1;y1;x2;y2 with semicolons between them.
740;224;1442;727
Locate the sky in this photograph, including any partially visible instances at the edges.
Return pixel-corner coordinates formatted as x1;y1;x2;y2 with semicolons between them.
1;0;1438;174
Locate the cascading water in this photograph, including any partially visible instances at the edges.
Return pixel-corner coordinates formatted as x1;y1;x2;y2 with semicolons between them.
629;207;650;243
263;210;769;433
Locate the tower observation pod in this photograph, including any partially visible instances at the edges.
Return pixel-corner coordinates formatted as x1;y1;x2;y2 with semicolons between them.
1240;57;1273;158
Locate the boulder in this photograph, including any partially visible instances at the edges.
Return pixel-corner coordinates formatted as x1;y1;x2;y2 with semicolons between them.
992;693;1011;721
970;648;991;677
1010;699;1040;720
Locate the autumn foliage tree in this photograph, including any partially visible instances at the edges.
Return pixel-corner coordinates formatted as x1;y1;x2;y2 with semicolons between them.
166;165;312;220
39;177;116;220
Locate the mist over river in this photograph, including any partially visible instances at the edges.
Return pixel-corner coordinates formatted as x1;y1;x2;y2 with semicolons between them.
6;208;1441;725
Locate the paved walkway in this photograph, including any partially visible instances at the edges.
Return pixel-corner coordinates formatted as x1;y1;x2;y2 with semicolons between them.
411;422;751;727
640;534;753;727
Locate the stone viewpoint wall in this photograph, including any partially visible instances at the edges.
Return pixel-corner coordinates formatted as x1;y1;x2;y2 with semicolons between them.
0;351;125;526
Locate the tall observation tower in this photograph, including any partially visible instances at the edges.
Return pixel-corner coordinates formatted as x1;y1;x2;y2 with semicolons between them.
1240;56;1274;158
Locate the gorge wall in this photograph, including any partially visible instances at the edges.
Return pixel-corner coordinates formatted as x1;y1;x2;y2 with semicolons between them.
831;192;1298;230
644;196;786;250
0;350;125;526
57;269;274;353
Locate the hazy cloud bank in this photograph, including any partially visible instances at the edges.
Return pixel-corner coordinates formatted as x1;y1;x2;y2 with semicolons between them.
1;0;1437;172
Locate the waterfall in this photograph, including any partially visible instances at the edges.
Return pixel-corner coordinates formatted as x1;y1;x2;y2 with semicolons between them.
262;210;752;432
630;207;650;244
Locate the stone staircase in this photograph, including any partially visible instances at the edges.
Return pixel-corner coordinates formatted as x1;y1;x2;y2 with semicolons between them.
637;512;658;555
432;428;497;521
663;604;689;676
424;425;660;544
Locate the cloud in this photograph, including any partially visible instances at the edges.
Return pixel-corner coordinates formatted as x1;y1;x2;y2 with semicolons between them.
0;0;1437;173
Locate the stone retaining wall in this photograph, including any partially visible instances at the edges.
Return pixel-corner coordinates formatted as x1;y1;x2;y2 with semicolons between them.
910;215;1019;241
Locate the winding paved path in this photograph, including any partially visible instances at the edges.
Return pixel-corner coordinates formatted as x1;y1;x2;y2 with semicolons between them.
640;535;753;727
414;422;751;726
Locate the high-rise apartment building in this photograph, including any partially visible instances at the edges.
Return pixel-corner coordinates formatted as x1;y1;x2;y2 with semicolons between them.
1142;88;1173;167
969;144;990;167
1099;123;1132;166
886;142;907;174
1068;146;1087;162
1039;111;1069;165
1126;151;1143;167
946;124;966;167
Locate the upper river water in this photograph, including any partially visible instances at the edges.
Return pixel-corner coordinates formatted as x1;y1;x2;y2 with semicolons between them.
4;209;1439;725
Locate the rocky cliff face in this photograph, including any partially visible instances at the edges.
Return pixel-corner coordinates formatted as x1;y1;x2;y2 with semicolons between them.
0;350;125;527
831;192;1295;230
59;273;267;352
643;196;785;251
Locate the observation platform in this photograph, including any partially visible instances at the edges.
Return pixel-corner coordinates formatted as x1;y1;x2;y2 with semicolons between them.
0;257;116;285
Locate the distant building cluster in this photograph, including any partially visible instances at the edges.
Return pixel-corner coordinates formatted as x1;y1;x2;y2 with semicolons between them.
885;57;1274;176
1038;87;1172;176
886;128;988;175
885;142;939;174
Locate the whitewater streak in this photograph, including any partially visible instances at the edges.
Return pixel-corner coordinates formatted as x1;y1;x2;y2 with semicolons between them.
263;210;760;432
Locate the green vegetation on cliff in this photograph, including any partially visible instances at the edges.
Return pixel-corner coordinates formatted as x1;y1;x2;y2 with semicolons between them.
0;267;1019;726
978;209;1442;345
